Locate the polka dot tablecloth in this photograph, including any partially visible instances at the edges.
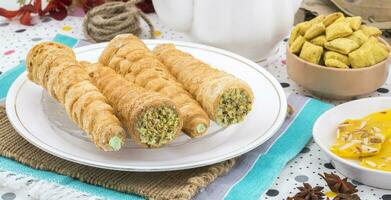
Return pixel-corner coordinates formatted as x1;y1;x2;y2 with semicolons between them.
1;12;391;200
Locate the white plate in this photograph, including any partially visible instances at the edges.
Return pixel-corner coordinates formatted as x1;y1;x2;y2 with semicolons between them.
313;97;391;189
6;40;287;171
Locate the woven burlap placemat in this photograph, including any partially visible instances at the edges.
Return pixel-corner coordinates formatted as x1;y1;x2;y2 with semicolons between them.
0;107;236;200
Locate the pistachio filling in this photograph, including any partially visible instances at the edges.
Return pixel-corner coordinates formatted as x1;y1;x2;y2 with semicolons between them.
109;136;122;151
215;89;252;126
196;124;206;134
136;106;180;147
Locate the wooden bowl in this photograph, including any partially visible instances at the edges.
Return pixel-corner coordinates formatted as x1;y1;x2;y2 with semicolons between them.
286;38;391;99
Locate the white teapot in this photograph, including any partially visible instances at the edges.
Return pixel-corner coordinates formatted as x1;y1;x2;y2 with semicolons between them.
152;0;302;61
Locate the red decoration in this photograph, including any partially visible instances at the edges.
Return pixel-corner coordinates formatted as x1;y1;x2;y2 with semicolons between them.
0;0;155;25
136;0;154;13
82;0;105;13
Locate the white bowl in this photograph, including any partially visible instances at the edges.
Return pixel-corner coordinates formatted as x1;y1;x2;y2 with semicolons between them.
313;97;391;189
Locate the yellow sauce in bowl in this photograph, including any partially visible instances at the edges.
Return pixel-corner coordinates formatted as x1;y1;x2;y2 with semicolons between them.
331;109;391;171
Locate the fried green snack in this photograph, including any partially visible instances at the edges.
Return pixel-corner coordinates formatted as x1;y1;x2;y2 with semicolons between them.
378;41;390;52
325;38;359;54
325;59;349;68
299;42;323;64
310;35;327;47
298;15;326;35
290;35;306;54
362;37;390;63
322;12;344;27
324;51;350;66
360;25;382;37
349;45;376;68
297;22;311;36
346;16;362;31
326;21;353;41
304;23;326;40
289;24;302;46
347;30;368;46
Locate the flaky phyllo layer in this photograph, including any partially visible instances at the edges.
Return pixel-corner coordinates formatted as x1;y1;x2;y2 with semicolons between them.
98;34;210;138
153;44;254;126
81;62;183;148
26;42;126;151
216;89;253;126
137;106;181;147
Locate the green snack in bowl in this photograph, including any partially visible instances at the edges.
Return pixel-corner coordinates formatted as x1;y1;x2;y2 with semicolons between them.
298;15;326;35
360;25;382;37
325;38;359;54
362;37;390;63
378;41;390;52
304;23;326;40
347;30;368;46
289;25;301;46
310;35;326;47
346;16;362;31
299;41;323;64
324;51;350;65
297;22;311;36
290;35;306;54
311;35;326;47
322;12;344;27
326;21;353;41
325;59;349;68
349;45;376;68
309;15;326;24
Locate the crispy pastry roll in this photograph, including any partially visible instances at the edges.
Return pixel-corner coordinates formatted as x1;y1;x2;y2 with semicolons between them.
80;62;183;147
99;34;210;138
153;44;254;126
26;42;126;151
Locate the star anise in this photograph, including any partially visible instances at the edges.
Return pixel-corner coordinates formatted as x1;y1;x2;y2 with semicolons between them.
333;193;361;200
319;173;358;194
288;183;325;200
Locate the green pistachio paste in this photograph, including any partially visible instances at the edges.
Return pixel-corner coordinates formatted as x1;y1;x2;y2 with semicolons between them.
136;106;180;147
109;136;122;151
215;89;252;126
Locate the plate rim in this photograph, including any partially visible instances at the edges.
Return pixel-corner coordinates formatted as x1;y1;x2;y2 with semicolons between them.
313;96;391;175
6;40;287;171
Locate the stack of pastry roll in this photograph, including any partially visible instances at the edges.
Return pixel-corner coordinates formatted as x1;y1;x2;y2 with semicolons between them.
99;34;210;137
26;42;126;151
80;62;183;148
153;44;254;126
